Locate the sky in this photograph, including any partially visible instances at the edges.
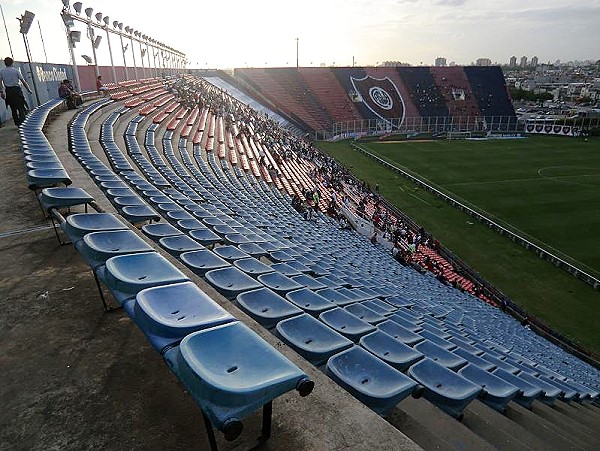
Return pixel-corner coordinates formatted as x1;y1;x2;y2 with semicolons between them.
0;0;598;69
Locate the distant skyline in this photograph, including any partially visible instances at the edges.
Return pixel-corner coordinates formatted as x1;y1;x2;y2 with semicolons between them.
0;0;598;69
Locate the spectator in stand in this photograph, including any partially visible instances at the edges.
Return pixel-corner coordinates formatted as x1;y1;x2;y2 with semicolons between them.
0;57;33;126
58;79;82;109
96;75;109;95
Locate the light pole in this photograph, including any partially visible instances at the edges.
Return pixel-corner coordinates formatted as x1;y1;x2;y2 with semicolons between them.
296;37;299;69
125;26;138;80
17;10;41;106
61;5;82;91
113;21;128;80
83;7;100;78
96;12;117;82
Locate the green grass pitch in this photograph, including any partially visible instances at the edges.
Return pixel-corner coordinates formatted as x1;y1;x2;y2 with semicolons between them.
318;136;600;355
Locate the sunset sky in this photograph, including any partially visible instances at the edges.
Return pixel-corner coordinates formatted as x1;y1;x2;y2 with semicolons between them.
1;0;598;69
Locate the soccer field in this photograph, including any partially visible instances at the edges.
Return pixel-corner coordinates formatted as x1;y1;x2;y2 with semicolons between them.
318;136;600;354
363;136;600;277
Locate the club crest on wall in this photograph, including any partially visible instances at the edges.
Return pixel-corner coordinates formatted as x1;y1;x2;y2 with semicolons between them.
350;76;406;126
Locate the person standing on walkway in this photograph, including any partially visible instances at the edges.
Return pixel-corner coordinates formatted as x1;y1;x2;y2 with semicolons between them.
0;57;32;127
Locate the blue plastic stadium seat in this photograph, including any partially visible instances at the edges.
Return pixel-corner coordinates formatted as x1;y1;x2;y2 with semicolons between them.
270;262;302;277
164;322;313;443
359;331;424;372
204;266;263;299
238;242;268;258
212;245;250;262
141;222;184;242
449;336;485;356
316;288;355;307
418;330;456;351
377;320;424;346
63;213;127;243
276;313;353;365
364;299;397;316
27;168;72;190
480;353;519;374
452;347;496;371
345;303;387;325
76;229;153;269
38;187;94;211
129;281;235;353
383;295;414;309
407;358;481;419
97;252;189;306
159;235;204;258
516;371;562;406
180;249;230;276
319;308;376;342
458;364;520;413
236;287;303;329
326;346;418;416
257;272;304;295
285;288;336;315
492;368;543;409
291;274;328;291
120;205;160;224
190;228;223;246
415;340;467;371
387;314;423;332
233;257;275;277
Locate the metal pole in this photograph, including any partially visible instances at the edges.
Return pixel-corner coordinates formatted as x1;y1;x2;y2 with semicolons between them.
37;20;48;63
138;39;145;78
130;35;138;80
119;33;129;80
22;33;41;106
0;4;14;58
104;27;117;82
88;24;100;78
65;29;81;92
296;38;299;69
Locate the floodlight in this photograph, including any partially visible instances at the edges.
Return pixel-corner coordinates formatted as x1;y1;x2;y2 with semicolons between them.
118;22;123;30
61;12;74;28
62;0;70;8
69;30;81;42
73;2;82;14
124;26;131;33
141;48;146;57
103;16;110;26
93;35;102;49
82;54;93;64
112;20;119;28
95;12;103;22
19;10;35;35
84;7;93;19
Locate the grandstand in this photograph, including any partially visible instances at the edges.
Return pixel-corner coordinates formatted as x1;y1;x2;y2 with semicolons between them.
234;66;517;136
3;69;600;451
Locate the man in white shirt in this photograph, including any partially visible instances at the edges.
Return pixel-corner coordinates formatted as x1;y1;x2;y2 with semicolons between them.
0;57;33;126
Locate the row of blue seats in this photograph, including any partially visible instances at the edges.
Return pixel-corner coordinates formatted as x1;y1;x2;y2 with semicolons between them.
20;98;72;191
22;99;315;450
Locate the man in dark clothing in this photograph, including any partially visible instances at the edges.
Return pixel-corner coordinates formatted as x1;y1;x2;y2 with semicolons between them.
0;57;33;126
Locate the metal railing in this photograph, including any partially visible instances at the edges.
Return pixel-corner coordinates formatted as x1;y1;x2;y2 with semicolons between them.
351;142;600;290
346;141;600;366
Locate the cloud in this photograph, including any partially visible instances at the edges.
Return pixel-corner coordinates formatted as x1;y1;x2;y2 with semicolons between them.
435;0;467;5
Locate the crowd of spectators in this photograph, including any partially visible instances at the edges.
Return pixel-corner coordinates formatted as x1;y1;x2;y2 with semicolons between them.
166;74;488;299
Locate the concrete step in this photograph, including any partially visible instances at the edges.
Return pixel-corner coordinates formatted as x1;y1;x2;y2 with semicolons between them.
391;397;495;451
463;400;556;450
504;402;588;450
530;402;600;449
